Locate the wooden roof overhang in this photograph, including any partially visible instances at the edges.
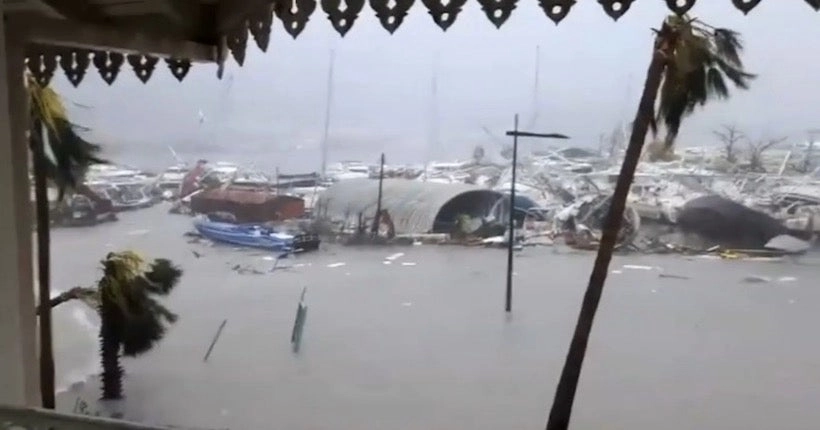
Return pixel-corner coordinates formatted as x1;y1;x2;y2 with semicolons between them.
3;0;819;87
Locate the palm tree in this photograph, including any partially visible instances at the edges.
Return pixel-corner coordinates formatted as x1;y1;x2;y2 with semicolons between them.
27;75;104;409
545;16;754;430
35;251;182;400
96;251;182;400
653;15;755;155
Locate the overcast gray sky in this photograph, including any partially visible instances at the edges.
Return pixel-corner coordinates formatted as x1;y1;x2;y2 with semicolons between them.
56;1;820;172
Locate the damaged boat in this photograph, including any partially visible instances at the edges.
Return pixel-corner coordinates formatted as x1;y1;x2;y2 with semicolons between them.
194;218;320;252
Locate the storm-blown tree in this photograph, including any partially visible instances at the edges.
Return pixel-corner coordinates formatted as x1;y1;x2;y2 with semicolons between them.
27;75;104;408
545;15;756;430
96;251;182;400
35;251;182;400
652;15;755;157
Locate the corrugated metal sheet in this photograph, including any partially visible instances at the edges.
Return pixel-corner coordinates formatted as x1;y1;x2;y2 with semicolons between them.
315;178;503;234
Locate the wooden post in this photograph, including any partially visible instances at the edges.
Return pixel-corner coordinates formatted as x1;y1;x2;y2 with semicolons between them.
0;18;39;406
32;121;55;409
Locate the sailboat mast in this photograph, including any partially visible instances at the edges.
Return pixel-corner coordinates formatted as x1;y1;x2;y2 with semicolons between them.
526;45;540;130
424;54;439;181
320;50;335;178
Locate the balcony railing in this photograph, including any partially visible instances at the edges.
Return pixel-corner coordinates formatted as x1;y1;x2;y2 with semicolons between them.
0;404;169;430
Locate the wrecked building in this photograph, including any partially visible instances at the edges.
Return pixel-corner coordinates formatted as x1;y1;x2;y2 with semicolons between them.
314;178;504;236
190;189;305;223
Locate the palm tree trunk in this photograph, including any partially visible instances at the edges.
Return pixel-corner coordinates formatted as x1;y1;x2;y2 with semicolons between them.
32;120;56;409
545;22;676;430
99;298;124;400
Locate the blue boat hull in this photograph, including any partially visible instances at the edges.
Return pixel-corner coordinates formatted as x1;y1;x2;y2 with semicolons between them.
194;220;295;251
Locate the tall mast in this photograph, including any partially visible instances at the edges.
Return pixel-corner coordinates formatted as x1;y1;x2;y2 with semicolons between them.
526;45;540;130
320;50;335;177
424;53;439;180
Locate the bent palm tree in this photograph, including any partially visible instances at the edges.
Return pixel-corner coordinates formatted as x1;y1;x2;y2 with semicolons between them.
96;251;182;400
654;15;755;154
27;75;104;409
546;16;754;430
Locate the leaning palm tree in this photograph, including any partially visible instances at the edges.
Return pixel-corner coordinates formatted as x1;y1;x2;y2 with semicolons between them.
35;251;182;400
96;251;182;400
27;75;104;409
545;16;754;430
653;15;755;156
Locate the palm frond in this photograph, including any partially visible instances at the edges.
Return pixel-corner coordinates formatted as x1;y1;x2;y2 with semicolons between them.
26;76;105;200
712;28;744;66
142;259;183;295
706;67;729;99
655;15;755;151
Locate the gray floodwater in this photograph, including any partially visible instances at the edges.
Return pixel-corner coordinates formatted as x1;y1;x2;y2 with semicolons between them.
49;205;820;430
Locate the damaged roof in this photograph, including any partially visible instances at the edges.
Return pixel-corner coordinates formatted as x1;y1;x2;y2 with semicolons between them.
315;178;502;234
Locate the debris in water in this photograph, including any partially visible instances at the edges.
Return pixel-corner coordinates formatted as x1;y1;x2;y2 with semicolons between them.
622;264;654;271
385;252;404;261
291;288;308;353
765;235;811;254
401;262;417;266
742;275;772;283
327;262;346;268
659;273;690;280
778;276;798;282
191;250;203;258
203;319;227;362
611;270;622;274
383;261;392;265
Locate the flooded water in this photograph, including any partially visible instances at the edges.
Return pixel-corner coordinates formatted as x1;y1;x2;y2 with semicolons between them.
50;205;820;430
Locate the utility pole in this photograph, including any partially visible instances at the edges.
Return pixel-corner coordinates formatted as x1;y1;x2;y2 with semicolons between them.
504;117;570;313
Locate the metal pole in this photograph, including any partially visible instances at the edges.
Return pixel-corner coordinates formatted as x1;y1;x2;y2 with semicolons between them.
372;153;385;235
505;114;519;313
275;166;280;196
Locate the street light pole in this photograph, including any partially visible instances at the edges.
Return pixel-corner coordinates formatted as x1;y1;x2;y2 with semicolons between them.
505;115;519;313
504;116;570;313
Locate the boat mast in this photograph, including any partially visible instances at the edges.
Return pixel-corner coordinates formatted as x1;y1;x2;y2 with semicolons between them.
424;53;439;182
320;50;335;178
526;45;540;131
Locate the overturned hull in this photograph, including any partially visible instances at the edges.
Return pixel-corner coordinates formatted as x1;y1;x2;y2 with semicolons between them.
677;195;789;249
190;189;305;223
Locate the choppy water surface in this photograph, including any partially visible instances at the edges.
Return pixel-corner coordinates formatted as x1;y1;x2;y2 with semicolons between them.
50;205;820;430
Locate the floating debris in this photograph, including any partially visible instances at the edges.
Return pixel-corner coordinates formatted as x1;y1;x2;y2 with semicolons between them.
659;273;691;280
203;319;227;362
401;262;417;266
327;262;346;268
622;264;655;271
385;252;404;261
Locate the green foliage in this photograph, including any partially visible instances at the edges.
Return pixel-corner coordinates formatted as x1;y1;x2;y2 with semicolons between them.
97;251;183;357
26;75;105;200
655;15;755;149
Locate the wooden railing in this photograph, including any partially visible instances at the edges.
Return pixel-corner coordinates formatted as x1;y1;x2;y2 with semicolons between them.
0;404;169;430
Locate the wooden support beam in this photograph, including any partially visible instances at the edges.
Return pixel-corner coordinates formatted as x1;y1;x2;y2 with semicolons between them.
19;17;217;62
102;0;199;27
39;0;110;22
